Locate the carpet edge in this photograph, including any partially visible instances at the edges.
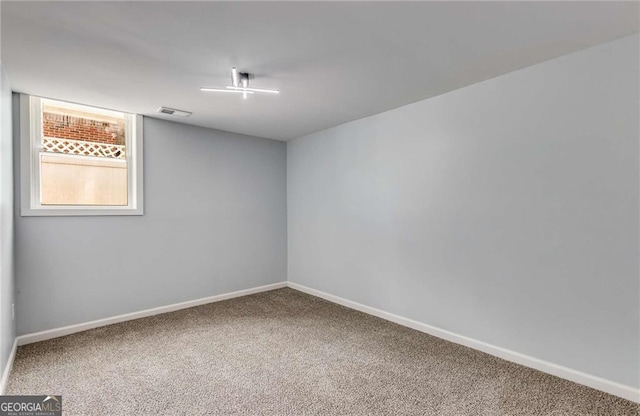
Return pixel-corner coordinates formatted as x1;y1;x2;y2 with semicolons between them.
287;281;640;403
15;281;287;347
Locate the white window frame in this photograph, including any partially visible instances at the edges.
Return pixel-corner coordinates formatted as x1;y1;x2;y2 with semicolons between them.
20;94;144;216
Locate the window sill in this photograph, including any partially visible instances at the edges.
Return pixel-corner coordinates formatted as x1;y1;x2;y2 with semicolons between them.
21;206;144;217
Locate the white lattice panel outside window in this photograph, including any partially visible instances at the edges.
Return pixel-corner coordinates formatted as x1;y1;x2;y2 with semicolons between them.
42;137;126;159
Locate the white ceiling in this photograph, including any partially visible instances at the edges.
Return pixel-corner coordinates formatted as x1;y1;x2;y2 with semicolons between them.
2;1;638;141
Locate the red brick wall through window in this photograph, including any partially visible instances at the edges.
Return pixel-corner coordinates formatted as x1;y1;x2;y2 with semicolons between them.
42;112;123;145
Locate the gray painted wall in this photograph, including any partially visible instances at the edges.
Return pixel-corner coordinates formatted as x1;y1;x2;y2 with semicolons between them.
288;35;639;388
14;116;287;335
1;64;15;378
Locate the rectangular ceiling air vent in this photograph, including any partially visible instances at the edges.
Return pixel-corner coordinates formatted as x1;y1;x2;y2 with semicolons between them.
157;107;192;118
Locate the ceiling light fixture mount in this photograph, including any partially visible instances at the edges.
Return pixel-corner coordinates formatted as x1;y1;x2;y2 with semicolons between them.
200;67;280;99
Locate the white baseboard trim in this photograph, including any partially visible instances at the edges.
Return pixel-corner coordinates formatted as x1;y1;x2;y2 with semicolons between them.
9;280;638;403
0;337;18;394
287;281;640;403
16;281;287;347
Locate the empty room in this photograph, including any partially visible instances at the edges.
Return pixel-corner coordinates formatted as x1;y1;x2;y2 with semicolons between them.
0;1;638;415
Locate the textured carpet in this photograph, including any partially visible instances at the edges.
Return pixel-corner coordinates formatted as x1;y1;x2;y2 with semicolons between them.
7;288;638;415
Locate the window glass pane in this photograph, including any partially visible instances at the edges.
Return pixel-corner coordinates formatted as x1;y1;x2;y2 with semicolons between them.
40;99;128;206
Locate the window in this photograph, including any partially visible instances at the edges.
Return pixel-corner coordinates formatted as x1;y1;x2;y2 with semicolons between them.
20;95;143;216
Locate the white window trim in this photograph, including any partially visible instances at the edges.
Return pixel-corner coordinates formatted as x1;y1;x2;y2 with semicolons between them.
20;94;144;216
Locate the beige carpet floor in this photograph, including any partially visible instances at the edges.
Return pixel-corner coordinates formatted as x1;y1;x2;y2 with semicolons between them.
7;288;639;415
